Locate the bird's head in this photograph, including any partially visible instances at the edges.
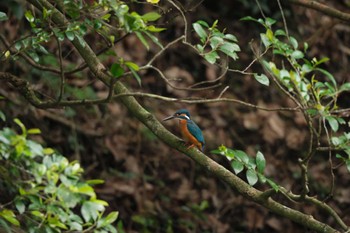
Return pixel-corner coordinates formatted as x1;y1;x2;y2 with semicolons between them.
163;109;191;121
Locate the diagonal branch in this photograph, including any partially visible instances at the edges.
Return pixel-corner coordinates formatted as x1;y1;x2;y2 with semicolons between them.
288;0;350;22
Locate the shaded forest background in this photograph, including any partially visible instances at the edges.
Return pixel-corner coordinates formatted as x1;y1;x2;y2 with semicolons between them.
1;0;350;232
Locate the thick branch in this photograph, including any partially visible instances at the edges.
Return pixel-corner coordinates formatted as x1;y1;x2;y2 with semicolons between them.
288;0;350;22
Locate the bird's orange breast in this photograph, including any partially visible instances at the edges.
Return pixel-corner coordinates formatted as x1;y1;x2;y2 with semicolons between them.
179;119;202;150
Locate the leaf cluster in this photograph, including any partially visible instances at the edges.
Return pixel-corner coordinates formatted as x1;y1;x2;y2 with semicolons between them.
211;145;278;191
0;115;118;233
192;20;240;64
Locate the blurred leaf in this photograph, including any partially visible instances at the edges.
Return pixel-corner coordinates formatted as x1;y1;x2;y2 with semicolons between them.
267;179;279;191
0;11;8;21
246;169;258;186
125;61;139;71
141;12;161;22
231;160;244;174
28;128;41;134
97;211;119;228
110;63;125;78
193;22;207;41
326;116;339;132
147;0;160;4
291;50;304;59
340;83;350;92
144;31;163;48
130;67;142;86
0;209;20;226
254;73;269;86
289;36;298;49
24;10;34;23
0;110;5;121
135;31;149;50
14;118;26;135
204;51;219;64
256;151;266;174
65;31;75;41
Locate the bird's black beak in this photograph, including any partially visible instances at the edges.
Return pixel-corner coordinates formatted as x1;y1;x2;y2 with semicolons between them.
163;115;175;121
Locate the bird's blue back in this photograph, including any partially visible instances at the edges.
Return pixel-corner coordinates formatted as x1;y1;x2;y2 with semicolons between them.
187;119;205;146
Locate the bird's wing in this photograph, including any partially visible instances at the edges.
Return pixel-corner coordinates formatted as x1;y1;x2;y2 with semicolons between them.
187;120;205;145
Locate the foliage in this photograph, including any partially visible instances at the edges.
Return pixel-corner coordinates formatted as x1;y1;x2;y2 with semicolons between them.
192;20;240;64
212;145;278;191
241;16;350;173
0;116;118;232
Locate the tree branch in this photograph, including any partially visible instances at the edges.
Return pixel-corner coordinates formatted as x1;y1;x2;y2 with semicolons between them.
288;0;350;22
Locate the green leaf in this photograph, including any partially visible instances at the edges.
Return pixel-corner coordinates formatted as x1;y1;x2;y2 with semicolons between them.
86;179;105;185
97;211;119;228
141;12;161;22
143;31;163;49
135;31;149;50
130;66;142;86
110;63;125;78
146;25;166;32
289;36;298;49
125;61;140;71
246;169;258;186
0;209;20;226
76;184;96;197
193;22;208;41
65;31;75;41
291;50;304;59
196;20;209;28
265;17;276;27
315;68;336;87
0;110;5;121
326;116;339;132
254;73;269;86
204;51;219;64
14;118;26;135
28;128;41;134
80;201;105;222
0;11;8;21
260;33;271;47
234;150;249;164
231;160;244;174
340;83;350;92
267;179;279;191
224;34;238;42
256;151;266;174
240;16;260;24
25;10;34;23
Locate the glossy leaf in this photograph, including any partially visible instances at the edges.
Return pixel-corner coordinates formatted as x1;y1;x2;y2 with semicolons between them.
254;73;269;86
231;160;244;174
0;209;20;226
0;11;8;21
246;169;258;186
97;211;119;228
110;63;125;78
193;22;208;41
141;12;161;22
204;51;219;64
326;116;339;132
256;151;266;174
135;31;149;50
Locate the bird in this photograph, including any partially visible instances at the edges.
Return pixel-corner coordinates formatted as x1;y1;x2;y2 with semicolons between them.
163;109;205;151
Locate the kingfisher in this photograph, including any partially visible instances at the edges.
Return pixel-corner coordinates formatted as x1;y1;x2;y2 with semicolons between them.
163;109;205;151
